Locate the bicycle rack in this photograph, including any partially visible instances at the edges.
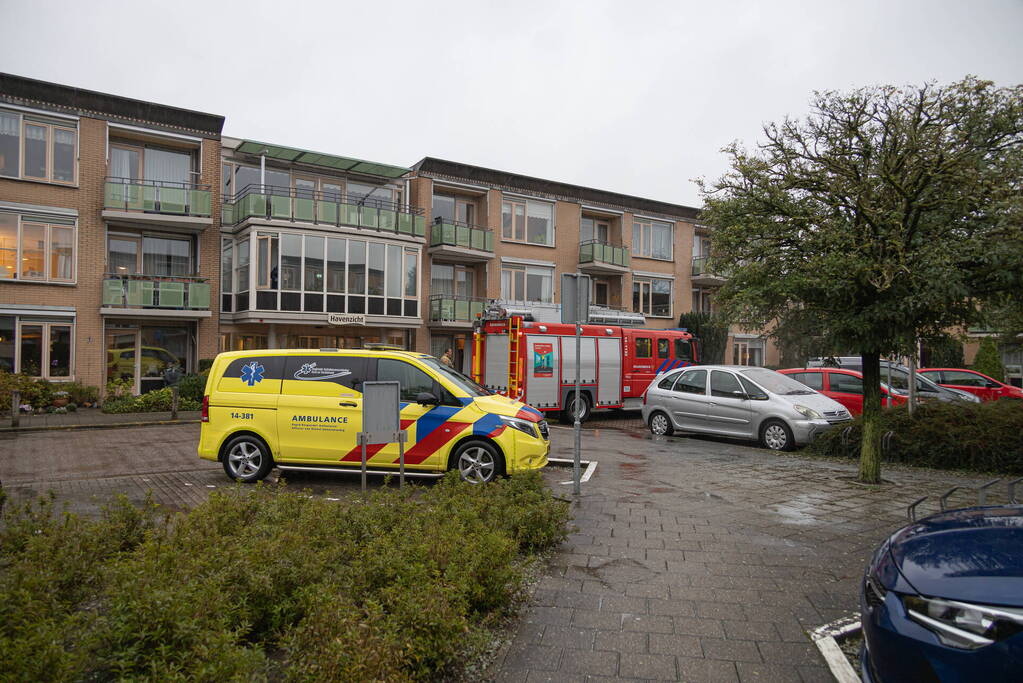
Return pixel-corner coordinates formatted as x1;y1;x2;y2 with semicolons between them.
977;479;1002;506
939;486;961;512
1008;477;1023;504
880;431;895;453
907;496;928;522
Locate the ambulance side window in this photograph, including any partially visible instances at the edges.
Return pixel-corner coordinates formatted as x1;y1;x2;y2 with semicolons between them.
635;338;652;358
283;355;367;394
219;356;285;384
657;339;670;358
377;359;437;403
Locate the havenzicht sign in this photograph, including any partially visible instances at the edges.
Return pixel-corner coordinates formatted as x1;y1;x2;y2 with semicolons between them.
327;313;366;326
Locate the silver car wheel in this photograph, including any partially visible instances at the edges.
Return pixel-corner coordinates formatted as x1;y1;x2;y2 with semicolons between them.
227;440;263;478
763;424;788;450
458;446;496;484
650;413;670;435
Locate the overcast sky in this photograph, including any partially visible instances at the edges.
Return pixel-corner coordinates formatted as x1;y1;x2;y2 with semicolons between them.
2;0;1021;207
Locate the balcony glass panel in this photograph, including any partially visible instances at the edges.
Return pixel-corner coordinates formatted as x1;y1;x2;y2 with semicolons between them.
104;179;212;217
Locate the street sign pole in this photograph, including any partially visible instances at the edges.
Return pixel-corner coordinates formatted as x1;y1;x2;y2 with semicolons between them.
561;272;589;497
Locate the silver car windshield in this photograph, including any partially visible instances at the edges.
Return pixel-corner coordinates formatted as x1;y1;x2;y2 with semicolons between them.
738;367;816;395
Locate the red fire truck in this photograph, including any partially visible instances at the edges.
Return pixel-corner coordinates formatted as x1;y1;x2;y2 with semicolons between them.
470;314;698;422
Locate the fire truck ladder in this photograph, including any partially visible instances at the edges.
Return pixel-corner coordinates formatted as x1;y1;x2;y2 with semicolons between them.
507;316;522;399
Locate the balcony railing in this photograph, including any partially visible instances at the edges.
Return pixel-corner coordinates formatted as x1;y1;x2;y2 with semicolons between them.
104;177;212;217
429;218;494;252
579;239;629;267
102;274;211;310
223;184;426;237
429;294;487;323
691;255;729;278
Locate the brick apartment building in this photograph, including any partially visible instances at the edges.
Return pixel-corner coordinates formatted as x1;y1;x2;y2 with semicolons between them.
0;74;224;392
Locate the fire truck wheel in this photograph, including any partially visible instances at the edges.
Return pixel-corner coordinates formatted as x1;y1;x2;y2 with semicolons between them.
560;392;591;424
760;419;794;451
450;440;505;484
648;411;674;436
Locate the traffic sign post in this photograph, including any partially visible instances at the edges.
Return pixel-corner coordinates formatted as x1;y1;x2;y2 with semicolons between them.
358;381;408;491
561;273;590;496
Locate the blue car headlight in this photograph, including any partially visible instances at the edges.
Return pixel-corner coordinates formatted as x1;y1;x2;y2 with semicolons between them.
500;415;537;438
902;595;1023;650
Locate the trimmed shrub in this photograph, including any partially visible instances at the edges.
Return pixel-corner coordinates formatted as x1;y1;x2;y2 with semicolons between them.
101;387;201;414
176;371;208;403
972;336;1006;382
0;472;570;681
0;372;55;411
810;400;1023;474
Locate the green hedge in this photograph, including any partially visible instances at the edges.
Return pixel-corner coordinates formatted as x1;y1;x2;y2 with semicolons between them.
0;472;570;681
101;386;201;414
810;400;1023;474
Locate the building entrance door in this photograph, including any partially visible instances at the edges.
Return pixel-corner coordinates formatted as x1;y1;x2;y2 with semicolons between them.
106;329;139;391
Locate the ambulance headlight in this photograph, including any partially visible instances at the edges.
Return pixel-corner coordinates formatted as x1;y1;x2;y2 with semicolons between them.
500;415;537;438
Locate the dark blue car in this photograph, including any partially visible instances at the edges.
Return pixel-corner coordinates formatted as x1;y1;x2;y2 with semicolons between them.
860;505;1023;681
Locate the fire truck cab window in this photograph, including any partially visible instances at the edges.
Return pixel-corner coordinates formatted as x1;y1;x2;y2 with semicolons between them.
657;338;670;358
675;339;692;362
635;338;652;358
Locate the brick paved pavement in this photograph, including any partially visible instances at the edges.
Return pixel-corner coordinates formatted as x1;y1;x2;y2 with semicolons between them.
0;416;1008;681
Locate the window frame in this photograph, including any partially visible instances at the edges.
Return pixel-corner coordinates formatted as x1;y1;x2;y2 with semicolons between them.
500;263;554;303
0;109;79;185
9;318;75;380
501;197;554;246
0;215;78;284
632;276;673;318
632;218;673;260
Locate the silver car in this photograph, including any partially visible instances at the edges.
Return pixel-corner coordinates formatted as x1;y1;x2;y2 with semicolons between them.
641;365;852;450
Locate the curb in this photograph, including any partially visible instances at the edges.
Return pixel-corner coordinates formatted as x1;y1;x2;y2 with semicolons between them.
0;419;201;434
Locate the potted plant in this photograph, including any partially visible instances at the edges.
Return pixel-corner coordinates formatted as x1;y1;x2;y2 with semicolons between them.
52;390;70;408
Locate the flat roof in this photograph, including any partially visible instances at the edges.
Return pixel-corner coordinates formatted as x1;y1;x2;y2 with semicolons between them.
235;140;409;179
0;73;224;138
414;157;702;220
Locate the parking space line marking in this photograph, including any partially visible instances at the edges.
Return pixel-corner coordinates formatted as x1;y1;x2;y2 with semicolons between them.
809;614;860;683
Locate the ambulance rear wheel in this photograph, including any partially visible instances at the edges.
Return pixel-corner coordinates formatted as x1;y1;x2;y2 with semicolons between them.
450;440;504;484
222;434;273;483
560;392;591;424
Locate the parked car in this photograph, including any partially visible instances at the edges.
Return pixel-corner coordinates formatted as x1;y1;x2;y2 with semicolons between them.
860;504;1023;682
918;368;1023;402
779;367;906;416
804;359;980;404
641;365;851;450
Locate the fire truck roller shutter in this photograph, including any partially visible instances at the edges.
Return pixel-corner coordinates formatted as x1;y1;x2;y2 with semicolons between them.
597;337;623;406
526;334;560;408
560;335;597;384
484;334;509;391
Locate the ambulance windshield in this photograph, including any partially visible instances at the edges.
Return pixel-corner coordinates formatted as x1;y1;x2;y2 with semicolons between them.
419;356;492;397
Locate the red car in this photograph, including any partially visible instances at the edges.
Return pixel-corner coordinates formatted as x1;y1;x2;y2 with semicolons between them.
779;367;906;416
917;367;1023;402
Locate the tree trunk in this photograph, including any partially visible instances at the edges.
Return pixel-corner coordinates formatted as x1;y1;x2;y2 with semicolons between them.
859;351;883;484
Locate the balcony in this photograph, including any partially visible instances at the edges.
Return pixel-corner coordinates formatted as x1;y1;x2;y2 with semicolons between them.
428;219;494;263
101;274;212;318
579;240;629;274
428;294;487;328
103;178;213;232
691;255;728;286
223;184;426;239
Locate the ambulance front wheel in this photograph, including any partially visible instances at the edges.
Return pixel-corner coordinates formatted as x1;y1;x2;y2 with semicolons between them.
222;434;274;483
560;392;591;424
450;440;505;484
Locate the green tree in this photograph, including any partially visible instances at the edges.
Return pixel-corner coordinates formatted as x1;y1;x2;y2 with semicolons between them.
921;333;965;368
699;78;1023;483
972;337;1006;381
678;311;730;363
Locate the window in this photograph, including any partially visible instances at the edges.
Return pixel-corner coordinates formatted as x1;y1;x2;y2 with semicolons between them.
404;249;418;297
0;110;77;184
502;198;553;245
829;373;863;394
940;370;987;387
432;263;474;297
433;192;477;225
235;238;250;293
633;277;672;317
0;214;76;283
0;317;73;379
377;359;436;402
221;239;233;293
501;264;552;302
327;238;346;293
367;242;385;296
733;339;764;366
108;232;192;277
692;288;714;313
632;219;672;260
675;369;707;395
635;337;652;358
789;372;824;391
110;143;194;185
711;370;744;398
280;234;302;290
305;235;325;292
675;339;693;362
593;279;609;306
284;356;368;392
581;216;611;243
657;370;683;389
738;375;769;400
657;338;670;358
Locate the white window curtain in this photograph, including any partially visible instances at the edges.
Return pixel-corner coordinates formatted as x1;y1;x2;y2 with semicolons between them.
526;201;553;245
144;148;191;185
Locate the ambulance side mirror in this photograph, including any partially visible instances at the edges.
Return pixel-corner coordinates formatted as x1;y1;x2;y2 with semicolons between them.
416;391;439;406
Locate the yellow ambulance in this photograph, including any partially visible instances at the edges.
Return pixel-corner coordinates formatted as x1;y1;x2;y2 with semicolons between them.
198;349;550;483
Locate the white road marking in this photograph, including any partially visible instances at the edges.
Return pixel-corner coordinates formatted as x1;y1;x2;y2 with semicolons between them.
546;457;598;485
809;614;861;683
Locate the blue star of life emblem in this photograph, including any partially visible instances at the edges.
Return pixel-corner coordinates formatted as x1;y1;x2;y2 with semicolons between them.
240;361;265;386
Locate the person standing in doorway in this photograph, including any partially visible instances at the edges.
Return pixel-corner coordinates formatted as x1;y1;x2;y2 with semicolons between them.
441;347;454;367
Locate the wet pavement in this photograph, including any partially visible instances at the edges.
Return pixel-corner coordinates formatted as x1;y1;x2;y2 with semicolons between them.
0;415;1008;681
